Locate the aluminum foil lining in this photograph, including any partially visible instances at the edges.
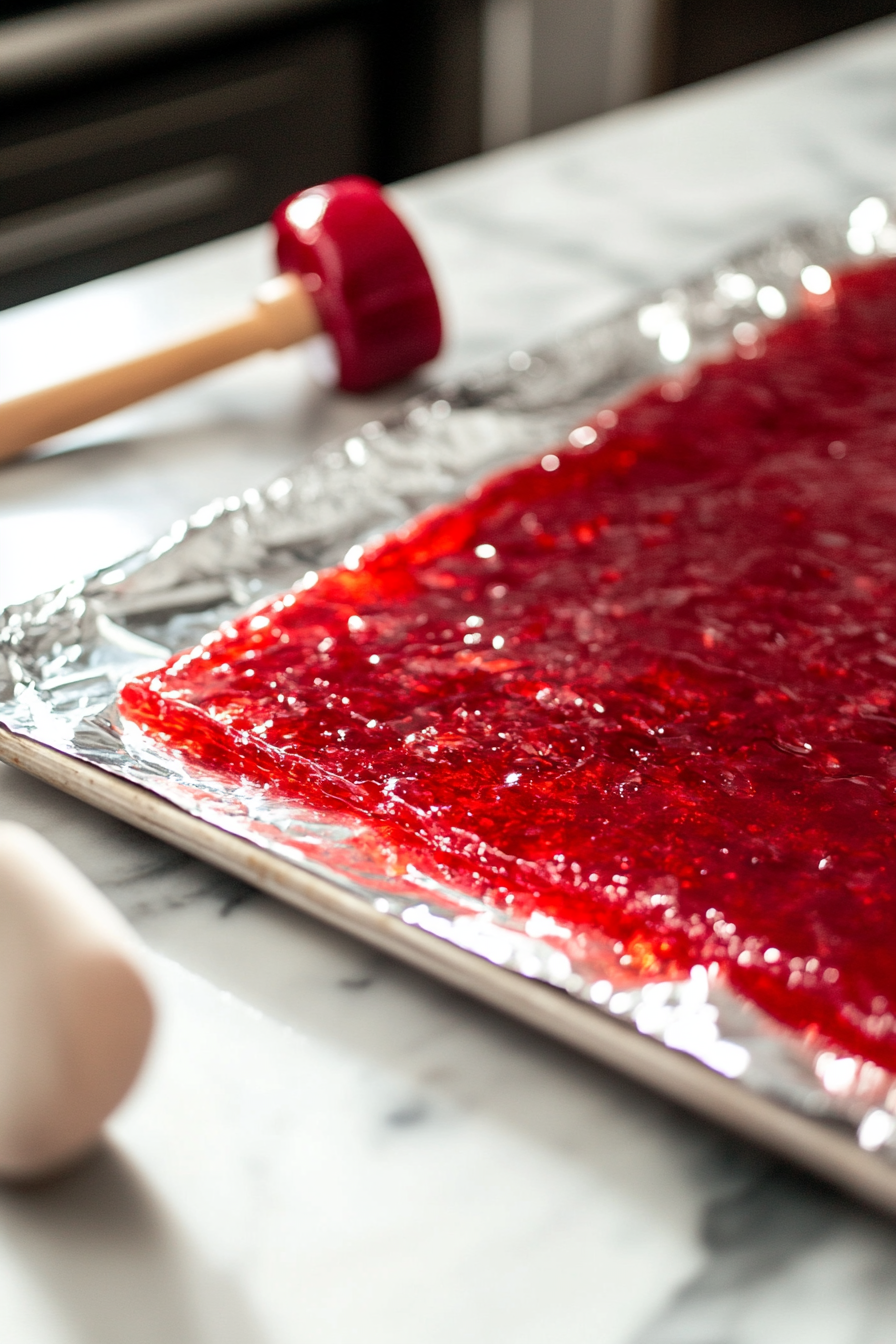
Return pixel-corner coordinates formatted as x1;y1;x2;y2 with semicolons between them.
4;196;896;1163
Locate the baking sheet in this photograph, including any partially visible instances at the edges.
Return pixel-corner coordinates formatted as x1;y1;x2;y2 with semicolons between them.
5;198;896;1211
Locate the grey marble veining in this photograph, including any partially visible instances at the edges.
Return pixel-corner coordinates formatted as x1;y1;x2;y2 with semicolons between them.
636;1167;896;1344
2;17;896;1342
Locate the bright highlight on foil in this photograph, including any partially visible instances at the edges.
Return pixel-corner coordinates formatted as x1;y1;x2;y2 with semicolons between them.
757;285;787;318
658;320;691;363
850;196;888;234
716;272;756;304
801;264;832;295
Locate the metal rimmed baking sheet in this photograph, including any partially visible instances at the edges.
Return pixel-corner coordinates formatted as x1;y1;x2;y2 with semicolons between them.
4;199;896;1212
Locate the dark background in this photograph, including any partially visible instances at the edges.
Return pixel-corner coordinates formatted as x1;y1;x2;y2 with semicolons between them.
0;0;892;310
0;0;482;308
664;0;896;87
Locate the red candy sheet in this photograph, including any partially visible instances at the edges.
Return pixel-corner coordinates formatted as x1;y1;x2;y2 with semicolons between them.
121;260;896;1070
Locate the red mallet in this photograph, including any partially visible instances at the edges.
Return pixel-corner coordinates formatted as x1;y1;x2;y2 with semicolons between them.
0;177;442;463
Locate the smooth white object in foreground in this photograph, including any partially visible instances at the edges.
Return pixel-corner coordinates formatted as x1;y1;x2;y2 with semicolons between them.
0;822;154;1179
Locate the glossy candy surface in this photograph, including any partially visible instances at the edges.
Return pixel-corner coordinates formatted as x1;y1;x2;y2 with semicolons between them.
273;176;442;392
122;260;896;1070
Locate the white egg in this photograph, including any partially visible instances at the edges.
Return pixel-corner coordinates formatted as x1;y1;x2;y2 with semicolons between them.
0;823;154;1180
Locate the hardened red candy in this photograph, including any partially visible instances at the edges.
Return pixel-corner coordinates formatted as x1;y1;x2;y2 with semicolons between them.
273;176;442;392
122;258;896;1071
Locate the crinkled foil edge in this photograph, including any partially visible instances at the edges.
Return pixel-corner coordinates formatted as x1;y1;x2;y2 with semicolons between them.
4;199;896;1162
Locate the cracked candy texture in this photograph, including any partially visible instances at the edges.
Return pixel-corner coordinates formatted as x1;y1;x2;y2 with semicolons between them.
122;260;896;1069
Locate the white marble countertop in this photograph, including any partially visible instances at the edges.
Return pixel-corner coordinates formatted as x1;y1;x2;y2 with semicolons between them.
3;18;896;1343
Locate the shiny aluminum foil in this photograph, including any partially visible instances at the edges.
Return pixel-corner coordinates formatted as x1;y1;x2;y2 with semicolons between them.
4;197;896;1163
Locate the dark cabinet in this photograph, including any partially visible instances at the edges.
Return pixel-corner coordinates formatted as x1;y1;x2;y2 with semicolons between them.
0;0;482;309
660;0;896;88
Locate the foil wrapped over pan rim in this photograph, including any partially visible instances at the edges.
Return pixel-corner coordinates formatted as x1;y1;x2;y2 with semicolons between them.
4;199;896;1166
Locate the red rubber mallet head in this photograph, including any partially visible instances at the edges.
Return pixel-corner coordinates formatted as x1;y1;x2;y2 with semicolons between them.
0;177;443;462
273;176;443;393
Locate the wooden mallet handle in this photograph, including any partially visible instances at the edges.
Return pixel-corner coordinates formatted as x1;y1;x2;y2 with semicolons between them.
0;272;320;464
0;177;442;463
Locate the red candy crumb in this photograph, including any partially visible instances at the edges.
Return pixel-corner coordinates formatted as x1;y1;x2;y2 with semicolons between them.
121;259;896;1070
